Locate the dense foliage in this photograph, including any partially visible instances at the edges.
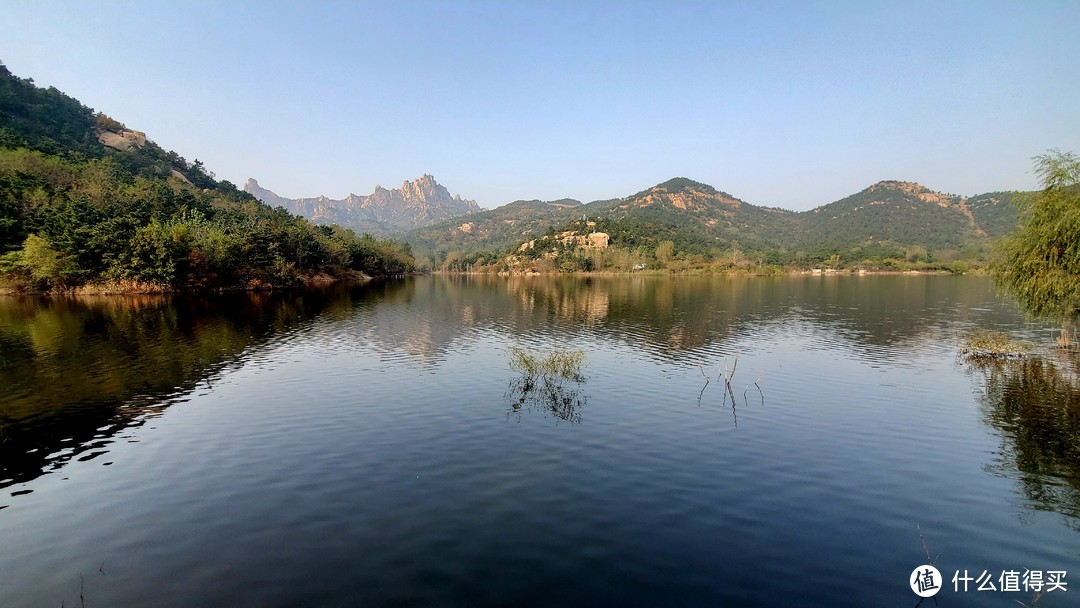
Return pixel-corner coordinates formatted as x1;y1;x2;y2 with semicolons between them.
0;63;413;291
994;150;1080;324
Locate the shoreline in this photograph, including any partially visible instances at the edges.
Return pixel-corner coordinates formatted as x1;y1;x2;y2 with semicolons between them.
437;267;978;278
0;270;374;297
2;267;984;295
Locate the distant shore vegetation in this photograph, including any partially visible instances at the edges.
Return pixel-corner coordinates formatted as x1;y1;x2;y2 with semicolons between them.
418;224;980;276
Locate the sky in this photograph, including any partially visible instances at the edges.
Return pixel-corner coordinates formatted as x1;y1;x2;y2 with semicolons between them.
1;1;1077;210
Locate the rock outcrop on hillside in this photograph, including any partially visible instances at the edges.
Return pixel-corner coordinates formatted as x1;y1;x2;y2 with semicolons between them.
96;127;146;151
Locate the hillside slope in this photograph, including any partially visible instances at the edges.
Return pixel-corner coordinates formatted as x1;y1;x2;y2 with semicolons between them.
581;178;798;254
966;191;1019;238
404;197;586;254
794;180;990;258
0;63;414;291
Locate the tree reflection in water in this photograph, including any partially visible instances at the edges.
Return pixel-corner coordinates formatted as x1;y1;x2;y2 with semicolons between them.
968;353;1080;527
0;285;367;490
505;346;587;424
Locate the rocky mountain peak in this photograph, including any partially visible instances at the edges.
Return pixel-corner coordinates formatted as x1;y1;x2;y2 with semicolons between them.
244;174;481;234
401;174;451;203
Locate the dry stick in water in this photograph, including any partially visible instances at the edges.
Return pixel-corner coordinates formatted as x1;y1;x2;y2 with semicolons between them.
718;352;740;385
916;523;938;565
726;353;739;384
913;524;940;608
743;368;765;393
726;381;738;427
697;364;710;406
743;368;765;408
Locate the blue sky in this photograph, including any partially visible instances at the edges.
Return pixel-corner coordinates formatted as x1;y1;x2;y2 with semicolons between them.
1;1;1077;210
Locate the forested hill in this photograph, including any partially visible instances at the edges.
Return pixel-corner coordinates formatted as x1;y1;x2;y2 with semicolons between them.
790;180;1015;261
460;178;1023;272
0;63;414;292
404;197;587;255
583;177;800;253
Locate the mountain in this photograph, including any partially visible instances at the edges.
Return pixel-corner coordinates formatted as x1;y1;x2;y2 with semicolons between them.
495;177;1024;270
582;177;799;253
496;177;801;266
404;197;586;254
793;180;993;258
245;175;481;235
405;178;804;258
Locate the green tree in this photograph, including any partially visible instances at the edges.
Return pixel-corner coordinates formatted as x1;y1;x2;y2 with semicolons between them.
655;240;675;264
994;150;1080;329
442;250;464;272
110;220;188;284
20;233;80;288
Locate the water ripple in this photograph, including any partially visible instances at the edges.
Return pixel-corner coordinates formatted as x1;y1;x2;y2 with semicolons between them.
0;276;1075;608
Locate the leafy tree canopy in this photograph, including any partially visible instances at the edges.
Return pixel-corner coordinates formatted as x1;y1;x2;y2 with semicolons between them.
994;150;1080;323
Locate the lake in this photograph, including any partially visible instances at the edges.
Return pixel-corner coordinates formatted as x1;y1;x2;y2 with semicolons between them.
1;275;1077;607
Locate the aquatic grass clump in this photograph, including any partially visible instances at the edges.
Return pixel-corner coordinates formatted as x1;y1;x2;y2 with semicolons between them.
1056;328;1077;351
508;346;586;385
506;346;587;423
961;329;1032;360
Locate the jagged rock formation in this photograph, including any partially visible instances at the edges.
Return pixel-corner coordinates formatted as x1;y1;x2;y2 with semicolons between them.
245;175;481;235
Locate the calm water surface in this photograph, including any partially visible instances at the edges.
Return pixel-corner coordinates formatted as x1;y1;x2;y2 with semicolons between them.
1;275;1077;607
